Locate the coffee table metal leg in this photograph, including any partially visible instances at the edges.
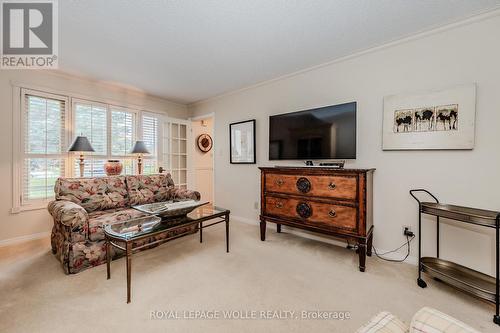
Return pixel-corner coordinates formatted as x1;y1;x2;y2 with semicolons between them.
226;214;230;253
126;242;132;303
199;222;203;243
106;236;111;279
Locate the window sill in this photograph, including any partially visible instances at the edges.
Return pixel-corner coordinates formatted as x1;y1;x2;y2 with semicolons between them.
11;203;50;214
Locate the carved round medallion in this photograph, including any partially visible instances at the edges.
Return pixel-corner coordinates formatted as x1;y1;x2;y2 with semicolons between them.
296;202;312;219
296;177;311;193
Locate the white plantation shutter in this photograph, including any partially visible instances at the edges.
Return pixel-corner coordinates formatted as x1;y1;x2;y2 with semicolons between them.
111;107;136;174
21;89;68;203
73;100;107;177
74;101;107;155
71;103;138;176
142;114;159;174
111;107;135;156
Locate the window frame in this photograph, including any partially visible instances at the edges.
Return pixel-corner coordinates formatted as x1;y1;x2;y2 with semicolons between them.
12;83;173;213
72;98;110;177
71;99;142;177
12;87;71;212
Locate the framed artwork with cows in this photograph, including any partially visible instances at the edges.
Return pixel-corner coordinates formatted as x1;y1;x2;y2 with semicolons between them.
382;84;476;150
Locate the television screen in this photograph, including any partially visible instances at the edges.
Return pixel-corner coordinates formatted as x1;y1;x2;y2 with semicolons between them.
269;102;356;160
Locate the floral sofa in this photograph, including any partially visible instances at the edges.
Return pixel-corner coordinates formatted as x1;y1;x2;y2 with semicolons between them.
48;174;200;274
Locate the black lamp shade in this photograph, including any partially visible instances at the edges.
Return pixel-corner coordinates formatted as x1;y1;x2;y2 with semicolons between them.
68;136;95;152
130;141;150;154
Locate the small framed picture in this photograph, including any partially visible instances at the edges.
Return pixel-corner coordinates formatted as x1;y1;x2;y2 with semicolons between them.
230;119;256;164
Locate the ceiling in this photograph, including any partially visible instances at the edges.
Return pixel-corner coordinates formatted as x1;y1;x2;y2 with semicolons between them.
59;0;500;104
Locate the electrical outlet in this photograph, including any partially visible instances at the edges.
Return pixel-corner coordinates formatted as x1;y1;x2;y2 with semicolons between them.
254;201;259;210
402;226;412;236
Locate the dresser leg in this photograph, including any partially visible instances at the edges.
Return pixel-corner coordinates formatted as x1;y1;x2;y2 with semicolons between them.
367;233;373;257
277;224;281;233
358;242;366;272
260;220;266;241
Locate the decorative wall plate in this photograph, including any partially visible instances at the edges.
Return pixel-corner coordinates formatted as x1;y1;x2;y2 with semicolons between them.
197;133;213;152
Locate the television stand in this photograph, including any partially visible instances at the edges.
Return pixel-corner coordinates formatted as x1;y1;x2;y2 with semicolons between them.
260;167;374;272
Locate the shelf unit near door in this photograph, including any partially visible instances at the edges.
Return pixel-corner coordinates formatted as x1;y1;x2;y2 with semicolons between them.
410;189;500;326
161;118;191;189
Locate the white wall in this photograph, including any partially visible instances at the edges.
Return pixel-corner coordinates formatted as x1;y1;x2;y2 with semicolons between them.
190;13;500;275
0;70;188;244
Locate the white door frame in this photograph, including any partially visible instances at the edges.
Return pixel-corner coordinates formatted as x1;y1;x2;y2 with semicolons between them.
190;112;215;205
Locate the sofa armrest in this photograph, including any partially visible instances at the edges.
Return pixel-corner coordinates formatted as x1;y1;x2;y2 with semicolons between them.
410;307;480;333
168;188;201;201
48;200;89;228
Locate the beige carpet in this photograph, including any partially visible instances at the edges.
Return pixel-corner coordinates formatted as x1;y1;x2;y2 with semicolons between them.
0;221;497;333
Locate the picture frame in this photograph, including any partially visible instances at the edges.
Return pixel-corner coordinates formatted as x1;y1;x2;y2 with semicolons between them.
230;119;256;164
382;84;476;150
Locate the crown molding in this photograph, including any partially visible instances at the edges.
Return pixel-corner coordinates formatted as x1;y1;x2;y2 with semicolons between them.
31;69;188;108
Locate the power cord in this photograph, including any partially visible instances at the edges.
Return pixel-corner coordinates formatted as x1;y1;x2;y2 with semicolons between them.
347;233;416;263
372;234;415;262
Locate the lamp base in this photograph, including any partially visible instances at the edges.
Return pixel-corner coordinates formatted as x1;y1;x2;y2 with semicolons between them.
79;154;85;178
137;156;143;175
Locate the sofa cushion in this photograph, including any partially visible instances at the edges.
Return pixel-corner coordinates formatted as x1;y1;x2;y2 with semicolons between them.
357;312;409;333
126;174;173;206
410;307;480;333
88;208;148;241
55;176;129;213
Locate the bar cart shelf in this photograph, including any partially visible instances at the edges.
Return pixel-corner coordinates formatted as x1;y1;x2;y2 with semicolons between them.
410;189;500;326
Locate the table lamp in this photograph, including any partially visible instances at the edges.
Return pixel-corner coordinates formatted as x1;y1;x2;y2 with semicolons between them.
68;136;95;177
130;141;150;174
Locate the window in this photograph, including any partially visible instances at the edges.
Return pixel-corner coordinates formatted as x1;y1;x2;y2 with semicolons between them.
73;100;107;177
111;107;135;156
110;107;136;174
73;100;137;176
13;85;180;212
142;114;159;175
20;89;68;206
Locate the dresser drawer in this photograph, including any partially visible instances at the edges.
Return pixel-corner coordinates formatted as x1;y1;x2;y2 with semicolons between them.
264;196;357;232
265;173;357;201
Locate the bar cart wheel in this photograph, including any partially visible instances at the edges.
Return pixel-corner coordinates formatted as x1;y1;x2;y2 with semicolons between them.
494;315;500;325
417;278;427;288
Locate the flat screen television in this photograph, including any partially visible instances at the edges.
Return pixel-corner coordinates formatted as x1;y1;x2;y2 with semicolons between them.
269;102;356;160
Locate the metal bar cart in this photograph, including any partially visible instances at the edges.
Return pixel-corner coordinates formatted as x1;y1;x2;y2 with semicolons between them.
410;189;500;326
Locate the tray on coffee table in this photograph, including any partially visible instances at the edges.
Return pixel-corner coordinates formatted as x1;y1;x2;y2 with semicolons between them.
132;199;209;218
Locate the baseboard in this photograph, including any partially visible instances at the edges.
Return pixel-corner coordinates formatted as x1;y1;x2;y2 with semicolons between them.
231;215;417;265
231;215;258;225
0;231;51;248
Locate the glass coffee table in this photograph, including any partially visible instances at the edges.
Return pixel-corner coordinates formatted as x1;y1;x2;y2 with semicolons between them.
104;205;230;303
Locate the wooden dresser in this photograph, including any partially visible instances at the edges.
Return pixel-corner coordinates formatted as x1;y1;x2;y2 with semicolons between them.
259;167;375;271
